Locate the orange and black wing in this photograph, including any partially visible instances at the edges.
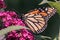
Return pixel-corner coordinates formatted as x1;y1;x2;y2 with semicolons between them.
23;10;47;34
22;8;56;34
39;7;56;21
45;7;56;18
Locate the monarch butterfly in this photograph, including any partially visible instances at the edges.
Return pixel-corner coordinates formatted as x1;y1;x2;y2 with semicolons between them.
22;7;56;34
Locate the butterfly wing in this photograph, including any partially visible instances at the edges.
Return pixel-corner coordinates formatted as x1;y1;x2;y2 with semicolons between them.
22;7;56;34
45;7;56;19
23;10;47;34
39;7;56;21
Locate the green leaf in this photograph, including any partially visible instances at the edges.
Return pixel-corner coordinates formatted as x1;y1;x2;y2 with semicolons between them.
35;35;52;40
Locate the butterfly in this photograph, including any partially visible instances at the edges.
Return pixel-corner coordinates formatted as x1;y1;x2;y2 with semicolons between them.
22;7;56;34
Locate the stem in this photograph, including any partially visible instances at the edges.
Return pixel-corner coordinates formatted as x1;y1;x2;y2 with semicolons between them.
0;35;5;40
0;8;5;12
40;35;52;39
0;26;29;36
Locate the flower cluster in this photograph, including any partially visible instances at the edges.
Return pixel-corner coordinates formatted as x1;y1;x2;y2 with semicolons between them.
0;11;34;40
6;29;34;40
0;0;6;8
0;11;25;27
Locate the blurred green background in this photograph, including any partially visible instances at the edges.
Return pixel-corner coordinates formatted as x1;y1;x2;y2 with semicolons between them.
4;0;60;40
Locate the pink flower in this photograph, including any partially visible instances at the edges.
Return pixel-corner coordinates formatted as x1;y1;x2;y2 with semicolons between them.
20;29;34;40
0;11;34;40
0;12;3;17
6;15;12;21
15;19;25;26
8;11;17;17
6;30;19;40
0;12;7;18
6;29;34;40
0;11;25;27
19;36;25;40
3;21;10;27
0;0;6;8
2;18;6;22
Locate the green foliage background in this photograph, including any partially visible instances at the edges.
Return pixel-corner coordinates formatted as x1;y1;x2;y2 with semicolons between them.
3;0;60;40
